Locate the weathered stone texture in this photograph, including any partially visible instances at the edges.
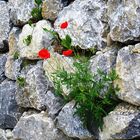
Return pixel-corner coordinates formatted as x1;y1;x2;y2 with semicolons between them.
115;43;140;106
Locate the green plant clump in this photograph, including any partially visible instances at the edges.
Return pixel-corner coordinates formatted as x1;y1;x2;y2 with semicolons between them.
13;51;20;60
53;59;120;129
43;28;72;49
31;0;43;21
23;35;32;46
61;35;72;49
17;77;26;87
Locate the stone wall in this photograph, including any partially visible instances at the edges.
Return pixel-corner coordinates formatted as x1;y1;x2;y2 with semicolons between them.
0;0;140;140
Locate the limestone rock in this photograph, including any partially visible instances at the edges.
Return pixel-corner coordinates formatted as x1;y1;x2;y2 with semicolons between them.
43;90;64;118
108;0;140;42
42;0;63;20
5;129;14;140
56;101;94;139
0;129;7;140
0;1;10;52
8;27;21;56
16;62;63;116
5;57;22;80
54;0;106;49
0;54;7;83
9;0;35;26
90;47;118;74
5;27;22;80
0;81;22;129
13;111;71;140
115;43;140;106
16;62;50;109
99;103;140;140
17;20;54;59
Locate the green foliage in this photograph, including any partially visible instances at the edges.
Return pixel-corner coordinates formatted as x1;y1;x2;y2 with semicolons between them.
13;51;19;60
43;28;59;40
21;59;37;69
31;0;42;21
53;59;120;129
23;35;32;46
35;0;42;6
61;35;72;49
31;7;42;20
17;77;26;87
43;28;72;50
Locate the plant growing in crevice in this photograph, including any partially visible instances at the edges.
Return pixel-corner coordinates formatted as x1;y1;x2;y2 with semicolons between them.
39;21;120;131
23;35;32;46
61;35;72;49
31;0;43;21
52;58;120;130
43;28;96;57
21;59;38;69
13;51;20;60
17;77;26;87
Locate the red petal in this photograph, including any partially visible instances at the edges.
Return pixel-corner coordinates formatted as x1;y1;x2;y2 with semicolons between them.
60;21;68;29
62;50;73;56
38;49;50;59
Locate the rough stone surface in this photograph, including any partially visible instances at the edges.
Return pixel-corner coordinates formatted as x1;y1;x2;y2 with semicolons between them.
90;47;118;74
54;0;106;49
16;62;63;115
99;103;140;140
43;90;64;118
56;101;94;139
0;129;7;140
17;20;54;59
108;0;140;42
5;27;22;80
5;57;22;80
8;27;21;56
0;80;22;129
9;0;35;26
42;0;63;20
115;43;140;106
13;111;71;140
5;129;14;140
43;52;74;95
0;54;7;83
0;1;10;52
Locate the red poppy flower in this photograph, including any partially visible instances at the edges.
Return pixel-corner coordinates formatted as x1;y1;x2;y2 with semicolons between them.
62;50;73;56
38;49;50;59
60;21;68;29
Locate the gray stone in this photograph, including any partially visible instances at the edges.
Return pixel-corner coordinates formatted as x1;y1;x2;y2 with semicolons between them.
16;62;63;115
115;43;140;106
8;27;21;57
42;0;63;20
0;1;10;52
16;62;49;109
9;0;35;26
0;54;7;83
99;103;140;140
17;20;54;59
108;0;140;42
56;101;94;139
5;27;22;80
54;0;106;49
5;57;22;80
13;111;71;140
5;129;14;140
43;90;64;118
0;129;7;140
0;81;22;129
90;47;118;74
